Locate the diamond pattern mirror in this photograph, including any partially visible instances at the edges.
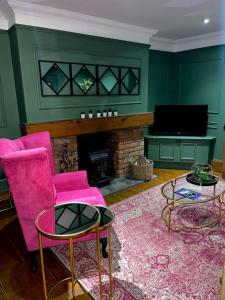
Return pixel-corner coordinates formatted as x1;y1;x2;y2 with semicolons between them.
39;60;140;96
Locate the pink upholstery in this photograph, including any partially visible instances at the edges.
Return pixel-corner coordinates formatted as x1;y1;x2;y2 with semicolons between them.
0;131;107;252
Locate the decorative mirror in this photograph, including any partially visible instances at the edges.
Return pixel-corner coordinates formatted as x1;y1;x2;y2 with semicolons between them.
39;60;140;96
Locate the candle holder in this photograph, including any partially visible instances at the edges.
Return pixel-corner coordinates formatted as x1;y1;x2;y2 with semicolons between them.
88;110;93;118
96;110;101;118
102;110;107;117
80;112;85;119
108;108;112;117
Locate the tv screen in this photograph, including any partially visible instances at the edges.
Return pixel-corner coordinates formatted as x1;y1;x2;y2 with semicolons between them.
150;104;208;136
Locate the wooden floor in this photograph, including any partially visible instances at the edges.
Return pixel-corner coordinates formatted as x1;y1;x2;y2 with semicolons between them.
0;168;220;299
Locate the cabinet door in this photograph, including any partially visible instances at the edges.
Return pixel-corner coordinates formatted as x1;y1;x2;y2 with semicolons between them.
159;141;177;161
195;141;210;164
146;140;160;161
179;142;197;162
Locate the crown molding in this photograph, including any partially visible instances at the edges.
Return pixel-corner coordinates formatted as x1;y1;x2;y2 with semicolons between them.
0;0;15;29
150;31;225;53
6;0;157;44
149;36;176;52
2;0;225;51
174;31;225;52
0;11;9;30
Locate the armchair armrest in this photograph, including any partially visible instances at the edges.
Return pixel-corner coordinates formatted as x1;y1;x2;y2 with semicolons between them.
53;170;90;192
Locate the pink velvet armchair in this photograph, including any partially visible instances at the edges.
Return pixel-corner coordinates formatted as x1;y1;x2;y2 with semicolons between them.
0;131;108;271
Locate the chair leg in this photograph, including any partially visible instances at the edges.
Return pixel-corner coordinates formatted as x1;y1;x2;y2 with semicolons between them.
29;251;38;272
100;237;108;258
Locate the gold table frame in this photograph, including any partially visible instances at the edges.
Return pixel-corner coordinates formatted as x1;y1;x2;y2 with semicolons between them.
35;203;115;300
161;175;225;231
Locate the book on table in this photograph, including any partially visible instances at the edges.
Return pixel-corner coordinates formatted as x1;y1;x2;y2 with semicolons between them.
175;188;201;200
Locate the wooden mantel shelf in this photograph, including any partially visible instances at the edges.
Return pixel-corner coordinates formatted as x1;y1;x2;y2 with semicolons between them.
23;112;153;138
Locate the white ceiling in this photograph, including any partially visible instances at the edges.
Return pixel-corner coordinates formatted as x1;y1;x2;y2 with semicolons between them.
8;0;225;39
1;0;225;51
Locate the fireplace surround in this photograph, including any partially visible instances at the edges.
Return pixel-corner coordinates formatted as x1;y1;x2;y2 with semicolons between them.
23;112;153;180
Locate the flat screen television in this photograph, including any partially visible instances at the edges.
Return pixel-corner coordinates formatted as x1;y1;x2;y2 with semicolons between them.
149;104;208;136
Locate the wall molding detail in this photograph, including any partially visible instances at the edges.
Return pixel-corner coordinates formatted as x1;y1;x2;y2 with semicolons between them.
0;77;7;128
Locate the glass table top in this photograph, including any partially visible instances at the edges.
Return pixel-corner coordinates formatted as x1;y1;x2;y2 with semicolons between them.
35;203;114;239
95;205;115;229
162;175;225;204
36;203;100;239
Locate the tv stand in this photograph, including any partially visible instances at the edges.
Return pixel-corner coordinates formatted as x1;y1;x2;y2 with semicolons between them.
144;135;216;169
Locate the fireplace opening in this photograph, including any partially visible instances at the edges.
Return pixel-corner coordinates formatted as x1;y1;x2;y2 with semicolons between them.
77;132;115;187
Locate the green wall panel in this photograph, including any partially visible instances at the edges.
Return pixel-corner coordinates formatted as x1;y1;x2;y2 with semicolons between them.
179;59;223;113
159;143;175;160
0;30;20;138
176;46;225;160
9;25;149;123
148;50;179;111
180;143;196;161
149;46;225;160
0;78;7;127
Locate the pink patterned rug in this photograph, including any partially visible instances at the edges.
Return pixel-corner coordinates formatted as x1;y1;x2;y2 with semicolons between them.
52;184;225;300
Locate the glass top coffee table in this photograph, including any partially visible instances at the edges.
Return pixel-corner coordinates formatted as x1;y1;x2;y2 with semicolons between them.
35;202;114;300
161;174;225;231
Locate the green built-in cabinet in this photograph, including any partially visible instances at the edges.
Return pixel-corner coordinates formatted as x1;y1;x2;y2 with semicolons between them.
145;135;216;169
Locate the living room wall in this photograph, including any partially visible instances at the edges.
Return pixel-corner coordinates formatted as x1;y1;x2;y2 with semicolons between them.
148;50;179;109
0;30;20;138
0;24;224;161
8;25;150;123
176;45;225;160
149;46;225;160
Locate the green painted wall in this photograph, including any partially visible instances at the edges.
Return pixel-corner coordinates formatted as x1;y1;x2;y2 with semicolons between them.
9;25;150;123
176;46;225;160
0;30;20;138
1;24;224;161
148;50;179;110
0;30;21;191
149;46;225;160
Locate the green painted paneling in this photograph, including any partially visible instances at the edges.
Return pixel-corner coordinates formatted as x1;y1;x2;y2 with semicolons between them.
145;135;215;168
9;25;149;123
0;30;20;138
148;50;179;111
180;143;196;161
149;46;225;160
179;59;223;113
159;142;175;160
176;46;225;160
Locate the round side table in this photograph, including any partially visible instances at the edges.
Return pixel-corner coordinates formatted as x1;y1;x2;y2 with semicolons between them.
35;202;100;300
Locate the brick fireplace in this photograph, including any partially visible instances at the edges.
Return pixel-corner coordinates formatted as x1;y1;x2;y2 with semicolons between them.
23;112;153;181
50;127;144;178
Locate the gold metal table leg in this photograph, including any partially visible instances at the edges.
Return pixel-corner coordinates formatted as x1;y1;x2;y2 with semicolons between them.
96;229;103;300
218;196;223;225
69;238;76;299
108;225;113;299
38;233;48;300
168;207;172;232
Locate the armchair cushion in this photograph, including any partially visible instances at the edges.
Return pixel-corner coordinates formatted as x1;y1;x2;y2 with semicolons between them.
56;187;105;206
53;170;89;192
